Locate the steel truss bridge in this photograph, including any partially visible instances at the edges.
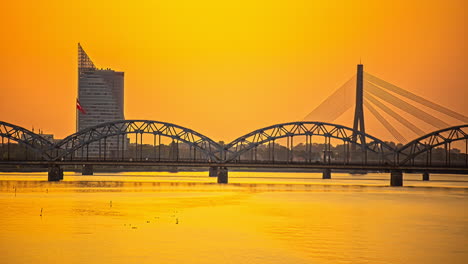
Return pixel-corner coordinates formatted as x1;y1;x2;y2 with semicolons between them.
1;120;467;185
1;65;467;185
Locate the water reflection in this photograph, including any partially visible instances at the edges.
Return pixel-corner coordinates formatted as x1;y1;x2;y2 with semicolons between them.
0;172;467;264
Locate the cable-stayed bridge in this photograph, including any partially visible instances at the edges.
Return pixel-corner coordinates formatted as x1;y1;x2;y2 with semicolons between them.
1;65;467;185
304;66;468;144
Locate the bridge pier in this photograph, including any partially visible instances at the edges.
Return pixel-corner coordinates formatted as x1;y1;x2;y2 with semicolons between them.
322;168;331;179
390;170;403;187
82;164;94;175
422;172;430;181
48;165;63;181
209;166;219;177
217;167;228;184
168;166;179;173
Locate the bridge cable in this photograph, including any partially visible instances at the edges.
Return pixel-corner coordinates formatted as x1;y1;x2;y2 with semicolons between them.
364;91;425;136
363;98;407;143
365;72;468;123
365;81;450;129
303;76;355;122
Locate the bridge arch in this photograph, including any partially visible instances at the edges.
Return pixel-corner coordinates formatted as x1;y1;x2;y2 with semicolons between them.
224;121;396;164
54;120;223;162
0;121;54;159
397;125;468;166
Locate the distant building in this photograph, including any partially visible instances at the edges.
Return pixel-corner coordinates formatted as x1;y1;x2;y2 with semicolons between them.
22;132;60;144
77;43;126;157
39;133;58;144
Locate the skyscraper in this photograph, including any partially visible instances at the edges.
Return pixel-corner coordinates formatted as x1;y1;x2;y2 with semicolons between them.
77;43;126;157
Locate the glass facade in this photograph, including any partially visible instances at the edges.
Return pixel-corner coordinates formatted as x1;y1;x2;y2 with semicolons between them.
77;44;126;157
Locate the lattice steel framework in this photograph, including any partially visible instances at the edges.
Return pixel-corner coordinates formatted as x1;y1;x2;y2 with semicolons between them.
0;121;54;159
224;121;396;164
397;125;468;166
2;119;467;168
78;43;96;76
54;120;223;162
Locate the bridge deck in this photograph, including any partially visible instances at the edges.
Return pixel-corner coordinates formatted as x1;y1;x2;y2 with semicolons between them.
1;160;467;174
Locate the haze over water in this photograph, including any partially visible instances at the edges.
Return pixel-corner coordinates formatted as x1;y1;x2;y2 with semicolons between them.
1;172;467;264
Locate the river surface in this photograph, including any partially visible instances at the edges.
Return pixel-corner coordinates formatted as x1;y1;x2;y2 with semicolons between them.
0;171;467;264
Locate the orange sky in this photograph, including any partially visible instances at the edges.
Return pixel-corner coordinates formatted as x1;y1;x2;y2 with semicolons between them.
0;0;467;142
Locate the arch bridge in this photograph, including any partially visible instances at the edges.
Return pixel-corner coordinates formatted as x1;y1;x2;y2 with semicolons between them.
0;120;467;184
54;120;224;162
397;125;468;167
223;121;395;165
0;121;54;160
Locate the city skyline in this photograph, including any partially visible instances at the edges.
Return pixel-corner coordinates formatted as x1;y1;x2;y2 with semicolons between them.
0;0;467;142
1;2;467;263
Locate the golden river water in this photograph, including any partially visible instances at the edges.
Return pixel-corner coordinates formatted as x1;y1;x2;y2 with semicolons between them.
0;171;467;264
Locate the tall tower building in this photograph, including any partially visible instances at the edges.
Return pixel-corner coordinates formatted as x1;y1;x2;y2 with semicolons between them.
77;43;126;157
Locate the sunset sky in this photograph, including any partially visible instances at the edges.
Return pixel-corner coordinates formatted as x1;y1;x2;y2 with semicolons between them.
1;0;467;142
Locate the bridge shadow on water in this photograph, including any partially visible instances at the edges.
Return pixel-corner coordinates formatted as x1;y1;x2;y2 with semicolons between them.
1;173;468;193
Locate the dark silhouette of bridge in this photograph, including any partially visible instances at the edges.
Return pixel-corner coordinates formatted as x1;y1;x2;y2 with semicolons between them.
1;65;467;185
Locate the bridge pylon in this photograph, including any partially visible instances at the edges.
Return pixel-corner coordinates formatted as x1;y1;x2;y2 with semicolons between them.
352;64;366;150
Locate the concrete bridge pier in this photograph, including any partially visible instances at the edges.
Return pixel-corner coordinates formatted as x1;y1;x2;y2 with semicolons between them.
390;170;403;187
322;168;331;179
209;166;219;177
82;164;94;175
217;167;228;184
422;172;430;181
48;165;63;181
